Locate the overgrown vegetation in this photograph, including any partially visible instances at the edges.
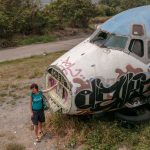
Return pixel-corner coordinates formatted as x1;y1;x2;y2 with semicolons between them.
44;0;97;28
16;34;58;45
98;0;150;16
46;113;150;150
1;0;150;48
0;0;96;48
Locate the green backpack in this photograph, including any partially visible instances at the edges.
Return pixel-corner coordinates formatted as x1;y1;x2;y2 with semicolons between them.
42;95;50;111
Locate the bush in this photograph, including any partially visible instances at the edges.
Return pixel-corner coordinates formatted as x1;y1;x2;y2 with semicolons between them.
0;0;50;47
45;0;97;28
0;0;49;35
0;39;16;48
0;0;98;48
97;4;116;16
98;0;150;16
19;10;49;35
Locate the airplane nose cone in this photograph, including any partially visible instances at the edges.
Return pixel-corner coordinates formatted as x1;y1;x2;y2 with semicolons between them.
49;39;113;95
51;40;99;79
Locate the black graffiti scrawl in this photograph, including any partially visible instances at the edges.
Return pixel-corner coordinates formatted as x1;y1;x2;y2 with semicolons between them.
75;71;150;112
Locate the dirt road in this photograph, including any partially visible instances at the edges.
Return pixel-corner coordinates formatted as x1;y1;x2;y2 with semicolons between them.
0;37;87;62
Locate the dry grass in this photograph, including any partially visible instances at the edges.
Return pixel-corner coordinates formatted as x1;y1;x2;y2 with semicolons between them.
0;51;64;83
0;51;65;103
5;143;25;150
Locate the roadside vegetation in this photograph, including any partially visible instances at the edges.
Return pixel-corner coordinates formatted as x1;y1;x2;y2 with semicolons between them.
0;0;150;48
0;51;150;149
98;0;150;16
16;34;58;46
0;0;96;48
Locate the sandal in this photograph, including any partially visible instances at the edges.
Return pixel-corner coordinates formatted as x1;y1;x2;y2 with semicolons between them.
39;131;44;138
36;137;41;142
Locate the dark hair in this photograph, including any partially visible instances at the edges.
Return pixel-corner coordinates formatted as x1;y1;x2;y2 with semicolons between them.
30;83;38;90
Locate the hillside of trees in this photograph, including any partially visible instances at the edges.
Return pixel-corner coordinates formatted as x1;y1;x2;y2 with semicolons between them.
98;0;150;16
0;0;150;48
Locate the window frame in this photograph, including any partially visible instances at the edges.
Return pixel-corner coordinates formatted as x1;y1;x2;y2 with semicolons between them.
103;34;128;50
90;30;110;44
126;36;147;64
90;29;128;51
126;24;149;64
128;39;144;57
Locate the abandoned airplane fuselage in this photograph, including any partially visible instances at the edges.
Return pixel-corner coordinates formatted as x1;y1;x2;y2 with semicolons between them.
45;6;150;120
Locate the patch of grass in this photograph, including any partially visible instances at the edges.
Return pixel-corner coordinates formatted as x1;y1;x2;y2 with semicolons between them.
0;51;64;106
5;143;25;150
16;35;59;46
6;100;16;106
0;93;7;97
29;69;43;79
45;113;150;150
66;134;77;149
0;51;64;88
11;93;23;100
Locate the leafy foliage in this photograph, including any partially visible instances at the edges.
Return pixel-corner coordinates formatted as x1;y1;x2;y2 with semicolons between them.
98;0;150;16
0;0;150;48
0;0;96;47
44;0;97;28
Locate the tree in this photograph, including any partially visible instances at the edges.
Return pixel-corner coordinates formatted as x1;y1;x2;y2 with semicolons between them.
98;0;150;16
45;0;97;28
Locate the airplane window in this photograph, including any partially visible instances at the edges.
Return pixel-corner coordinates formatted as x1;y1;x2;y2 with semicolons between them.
148;41;150;58
91;31;128;50
132;25;144;36
129;39;144;57
103;35;128;49
91;31;109;46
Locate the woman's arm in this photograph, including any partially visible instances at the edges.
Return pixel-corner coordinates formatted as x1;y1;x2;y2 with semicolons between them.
42;82;58;93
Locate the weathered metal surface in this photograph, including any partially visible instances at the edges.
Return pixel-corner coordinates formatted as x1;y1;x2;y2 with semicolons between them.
45;6;150;115
101;5;150;37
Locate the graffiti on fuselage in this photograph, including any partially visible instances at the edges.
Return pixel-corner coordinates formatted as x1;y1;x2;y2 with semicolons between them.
75;72;150;112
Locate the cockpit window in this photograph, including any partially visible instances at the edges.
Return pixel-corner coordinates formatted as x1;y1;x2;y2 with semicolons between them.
148;41;150;58
103;35;128;49
129;39;144;57
91;31;109;46
90;30;128;50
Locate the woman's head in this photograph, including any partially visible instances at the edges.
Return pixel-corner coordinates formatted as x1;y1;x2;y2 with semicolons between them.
30;83;39;94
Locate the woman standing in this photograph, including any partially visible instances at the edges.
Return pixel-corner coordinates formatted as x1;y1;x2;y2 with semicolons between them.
29;83;57;142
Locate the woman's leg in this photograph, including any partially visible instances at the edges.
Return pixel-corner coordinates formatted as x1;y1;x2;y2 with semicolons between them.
38;122;43;133
38;110;45;134
31;111;40;141
34;125;38;138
